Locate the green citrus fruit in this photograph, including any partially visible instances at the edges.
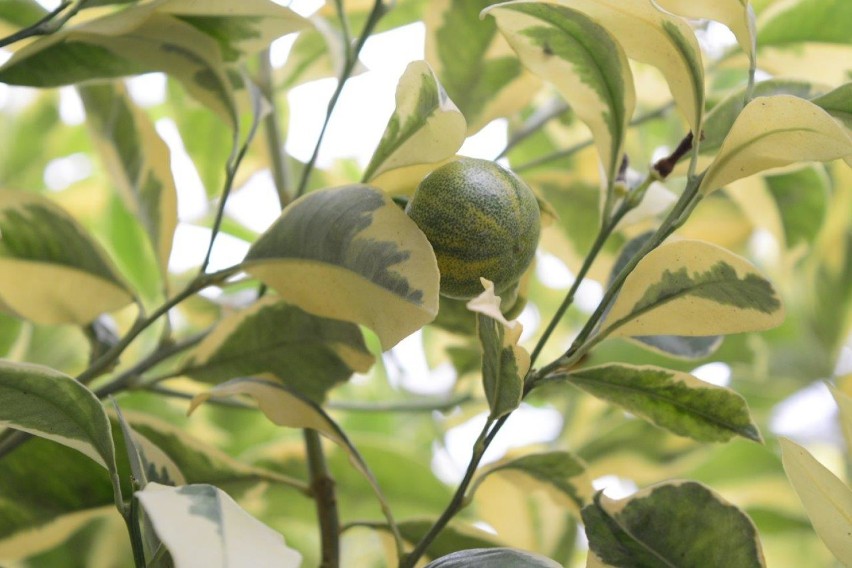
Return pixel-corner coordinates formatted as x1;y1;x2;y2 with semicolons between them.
405;157;541;300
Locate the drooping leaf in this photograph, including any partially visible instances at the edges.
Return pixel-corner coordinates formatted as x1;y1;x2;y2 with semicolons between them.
698;79;829;158
425;548;562;568
473;451;593;513
582;481;765;567
0;361;118;472
136;482;302;568
79;83;178;277
183;298;374;402
484;1;635;189
362;60;466;182
600;239;784;338
558;0;704;132
189;377;395;527
425;0;539;134
655;0;756;63
242;184;439;350
466;278;529;419
550;363;761;442
779;437;852;565
157;0;309;62
0;9;238;128
0;190;135;325
699;95;852;195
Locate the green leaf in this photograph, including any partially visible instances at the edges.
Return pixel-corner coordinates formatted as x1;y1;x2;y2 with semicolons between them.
0;361;118;472
0;9;238;129
600;239;784;338
0;190;134;325
552;363;761;442
558;0;704;132
466;279;529;419
0;438;116;563
79;83;178;277
484;1;635;188
242;184;440;350
158;0;310;62
655;0;756;63
362;60;466;182
474;451;592;513
757;0;852;47
699;95;852;195
183;298;374;402
136;482;302;568
425;0;538;134
582;481;765;567
779;437;852;565
812;82;852;130
765;166;830;249
425;548;562;568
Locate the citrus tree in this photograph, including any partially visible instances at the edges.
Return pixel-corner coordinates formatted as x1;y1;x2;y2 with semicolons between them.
1;0;851;566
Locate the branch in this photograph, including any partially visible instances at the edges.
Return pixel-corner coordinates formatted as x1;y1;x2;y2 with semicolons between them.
305;429;340;568
0;0;83;49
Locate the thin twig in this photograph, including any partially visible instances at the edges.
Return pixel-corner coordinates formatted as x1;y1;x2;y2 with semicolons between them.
512;102;674;173
257;48;293;208
294;0;387;198
0;0;82;49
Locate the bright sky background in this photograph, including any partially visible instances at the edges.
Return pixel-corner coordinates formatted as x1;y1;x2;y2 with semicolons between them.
3;0;849;488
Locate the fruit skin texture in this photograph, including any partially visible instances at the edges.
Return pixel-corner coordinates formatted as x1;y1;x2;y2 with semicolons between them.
405;157;541;300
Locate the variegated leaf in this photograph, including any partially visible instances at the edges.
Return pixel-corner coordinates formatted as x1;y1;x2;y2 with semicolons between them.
484;1;635;188
242;184;439;350
0;190;134;325
600;239;784;338
363;60;466;182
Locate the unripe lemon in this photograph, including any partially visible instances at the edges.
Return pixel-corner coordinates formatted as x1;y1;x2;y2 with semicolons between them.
405;157;541;300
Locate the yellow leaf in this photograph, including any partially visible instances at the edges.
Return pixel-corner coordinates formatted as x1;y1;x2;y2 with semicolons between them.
779;437;852;565
700;95;852;195
655;0;756;63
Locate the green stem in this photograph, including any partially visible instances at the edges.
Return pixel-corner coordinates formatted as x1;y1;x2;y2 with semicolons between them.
0;0;83;49
305;429;340;568
495;99;569;160
94;332;208;398
400;418;495;568
257;48;293;208
80;267;238;386
125;496;147;568
513;102;673;173
200;87;264;274
294;0;387;198
538;172;706;381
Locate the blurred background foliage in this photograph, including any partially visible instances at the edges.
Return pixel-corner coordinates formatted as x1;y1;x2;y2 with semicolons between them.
0;0;850;566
